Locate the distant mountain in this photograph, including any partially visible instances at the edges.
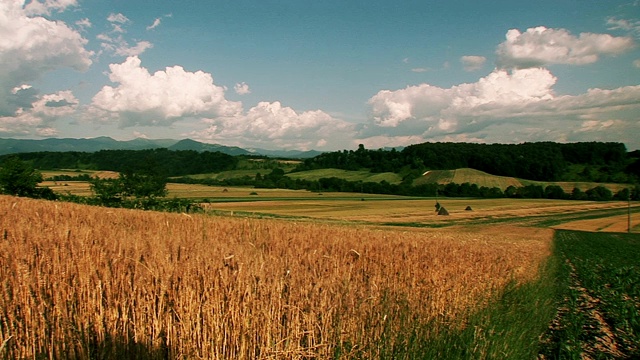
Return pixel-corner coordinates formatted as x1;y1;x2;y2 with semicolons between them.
0;137;322;158
248;148;323;159
167;139;251;156
0;137;179;155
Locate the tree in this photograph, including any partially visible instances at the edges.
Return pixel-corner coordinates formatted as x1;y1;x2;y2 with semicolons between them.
0;156;44;197
90;177;125;205
119;170;167;199
544;185;567;199
90;169;167;207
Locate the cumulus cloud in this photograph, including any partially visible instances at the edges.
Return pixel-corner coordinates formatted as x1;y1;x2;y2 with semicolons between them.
234;82;251;95
368;68;556;128
23;0;78;16
194;101;356;150
496;26;634;68
461;55;486;71
0;0;92;117
635;59;640;68
364;68;640;147
91;56;242;127
0;90;79;137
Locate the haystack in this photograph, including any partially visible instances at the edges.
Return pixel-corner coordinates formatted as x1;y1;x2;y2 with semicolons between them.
437;206;449;215
465;205;473;211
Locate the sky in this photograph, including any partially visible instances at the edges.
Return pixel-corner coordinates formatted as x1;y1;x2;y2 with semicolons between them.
1;0;640;151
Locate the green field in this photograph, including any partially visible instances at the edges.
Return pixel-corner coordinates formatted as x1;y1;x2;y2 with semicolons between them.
286;168;403;184
540;231;640;358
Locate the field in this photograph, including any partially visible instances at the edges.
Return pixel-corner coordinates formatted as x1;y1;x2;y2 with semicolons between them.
412;168;628;193
540;231;640;358
3;175;640;358
0;195;553;359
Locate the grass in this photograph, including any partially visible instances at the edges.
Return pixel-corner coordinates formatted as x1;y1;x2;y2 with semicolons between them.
285;168;403;184
412;168;629;193
0;195;552;359
540;230;640;359
415;168;523;190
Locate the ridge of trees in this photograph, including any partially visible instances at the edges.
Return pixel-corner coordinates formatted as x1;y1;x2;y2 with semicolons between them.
1;148;238;177
1;141;637;184
295;142;636;183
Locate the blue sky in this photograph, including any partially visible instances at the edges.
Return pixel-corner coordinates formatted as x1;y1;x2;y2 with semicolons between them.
1;0;640;151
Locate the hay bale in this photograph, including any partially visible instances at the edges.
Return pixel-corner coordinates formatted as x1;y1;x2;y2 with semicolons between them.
465;205;473;211
437;206;449;216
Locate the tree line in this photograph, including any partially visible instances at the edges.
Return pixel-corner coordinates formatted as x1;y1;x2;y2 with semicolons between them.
1;142;639;204
2;148;238;177
295;142;637;183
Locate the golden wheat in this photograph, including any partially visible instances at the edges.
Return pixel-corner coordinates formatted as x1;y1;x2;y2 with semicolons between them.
0;195;551;359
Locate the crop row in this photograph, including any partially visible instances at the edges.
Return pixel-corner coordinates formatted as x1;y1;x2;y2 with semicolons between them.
542;230;640;358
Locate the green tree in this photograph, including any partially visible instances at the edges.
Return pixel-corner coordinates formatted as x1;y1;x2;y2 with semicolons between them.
0;156;44;197
90;177;125;205
119;170;167;199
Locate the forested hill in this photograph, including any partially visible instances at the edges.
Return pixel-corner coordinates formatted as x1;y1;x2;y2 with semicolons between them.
2;148;239;177
1;141;638;184
295;142;639;183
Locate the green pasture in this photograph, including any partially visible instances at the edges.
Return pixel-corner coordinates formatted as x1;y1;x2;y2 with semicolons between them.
285;168;403;184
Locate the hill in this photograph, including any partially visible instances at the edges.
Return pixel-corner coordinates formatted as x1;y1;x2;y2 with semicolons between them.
0;137;321;158
413;168;628;194
415;168;523;189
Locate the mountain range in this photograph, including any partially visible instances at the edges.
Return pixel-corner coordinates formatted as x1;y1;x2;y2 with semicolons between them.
0;137;322;158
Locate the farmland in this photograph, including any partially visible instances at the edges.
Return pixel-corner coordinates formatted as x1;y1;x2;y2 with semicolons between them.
0;195;554;359
540;231;640;358
2;165;640;358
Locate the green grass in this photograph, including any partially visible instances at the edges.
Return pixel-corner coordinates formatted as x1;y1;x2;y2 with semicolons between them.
347;255;560;359
368;230;640;359
540;230;640;359
286;168;403;184
179;169;262;180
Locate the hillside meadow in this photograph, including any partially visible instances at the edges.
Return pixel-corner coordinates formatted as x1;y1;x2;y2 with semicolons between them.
0;195;554;359
414;168;629;193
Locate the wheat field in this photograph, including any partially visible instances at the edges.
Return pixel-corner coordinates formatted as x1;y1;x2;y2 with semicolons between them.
0;195;552;359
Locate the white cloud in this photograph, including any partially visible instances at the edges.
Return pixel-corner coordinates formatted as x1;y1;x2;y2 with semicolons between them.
0;0;92;116
23;0;78;15
234;82;251;95
634;59;640;68
113;41;153;57
194;101;356;150
368;68;556;128
364;68;640;147
461;55;486;71
411;68;429;73
607;17;640;37
98;13;153;57
0;90;78;137
107;13;130;25
75;17;91;31
91;56;242;127
496;26;634;68
146;18;162;30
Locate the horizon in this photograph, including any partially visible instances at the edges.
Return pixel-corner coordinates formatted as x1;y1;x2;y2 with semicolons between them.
1;1;640;151
2;136;638;153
